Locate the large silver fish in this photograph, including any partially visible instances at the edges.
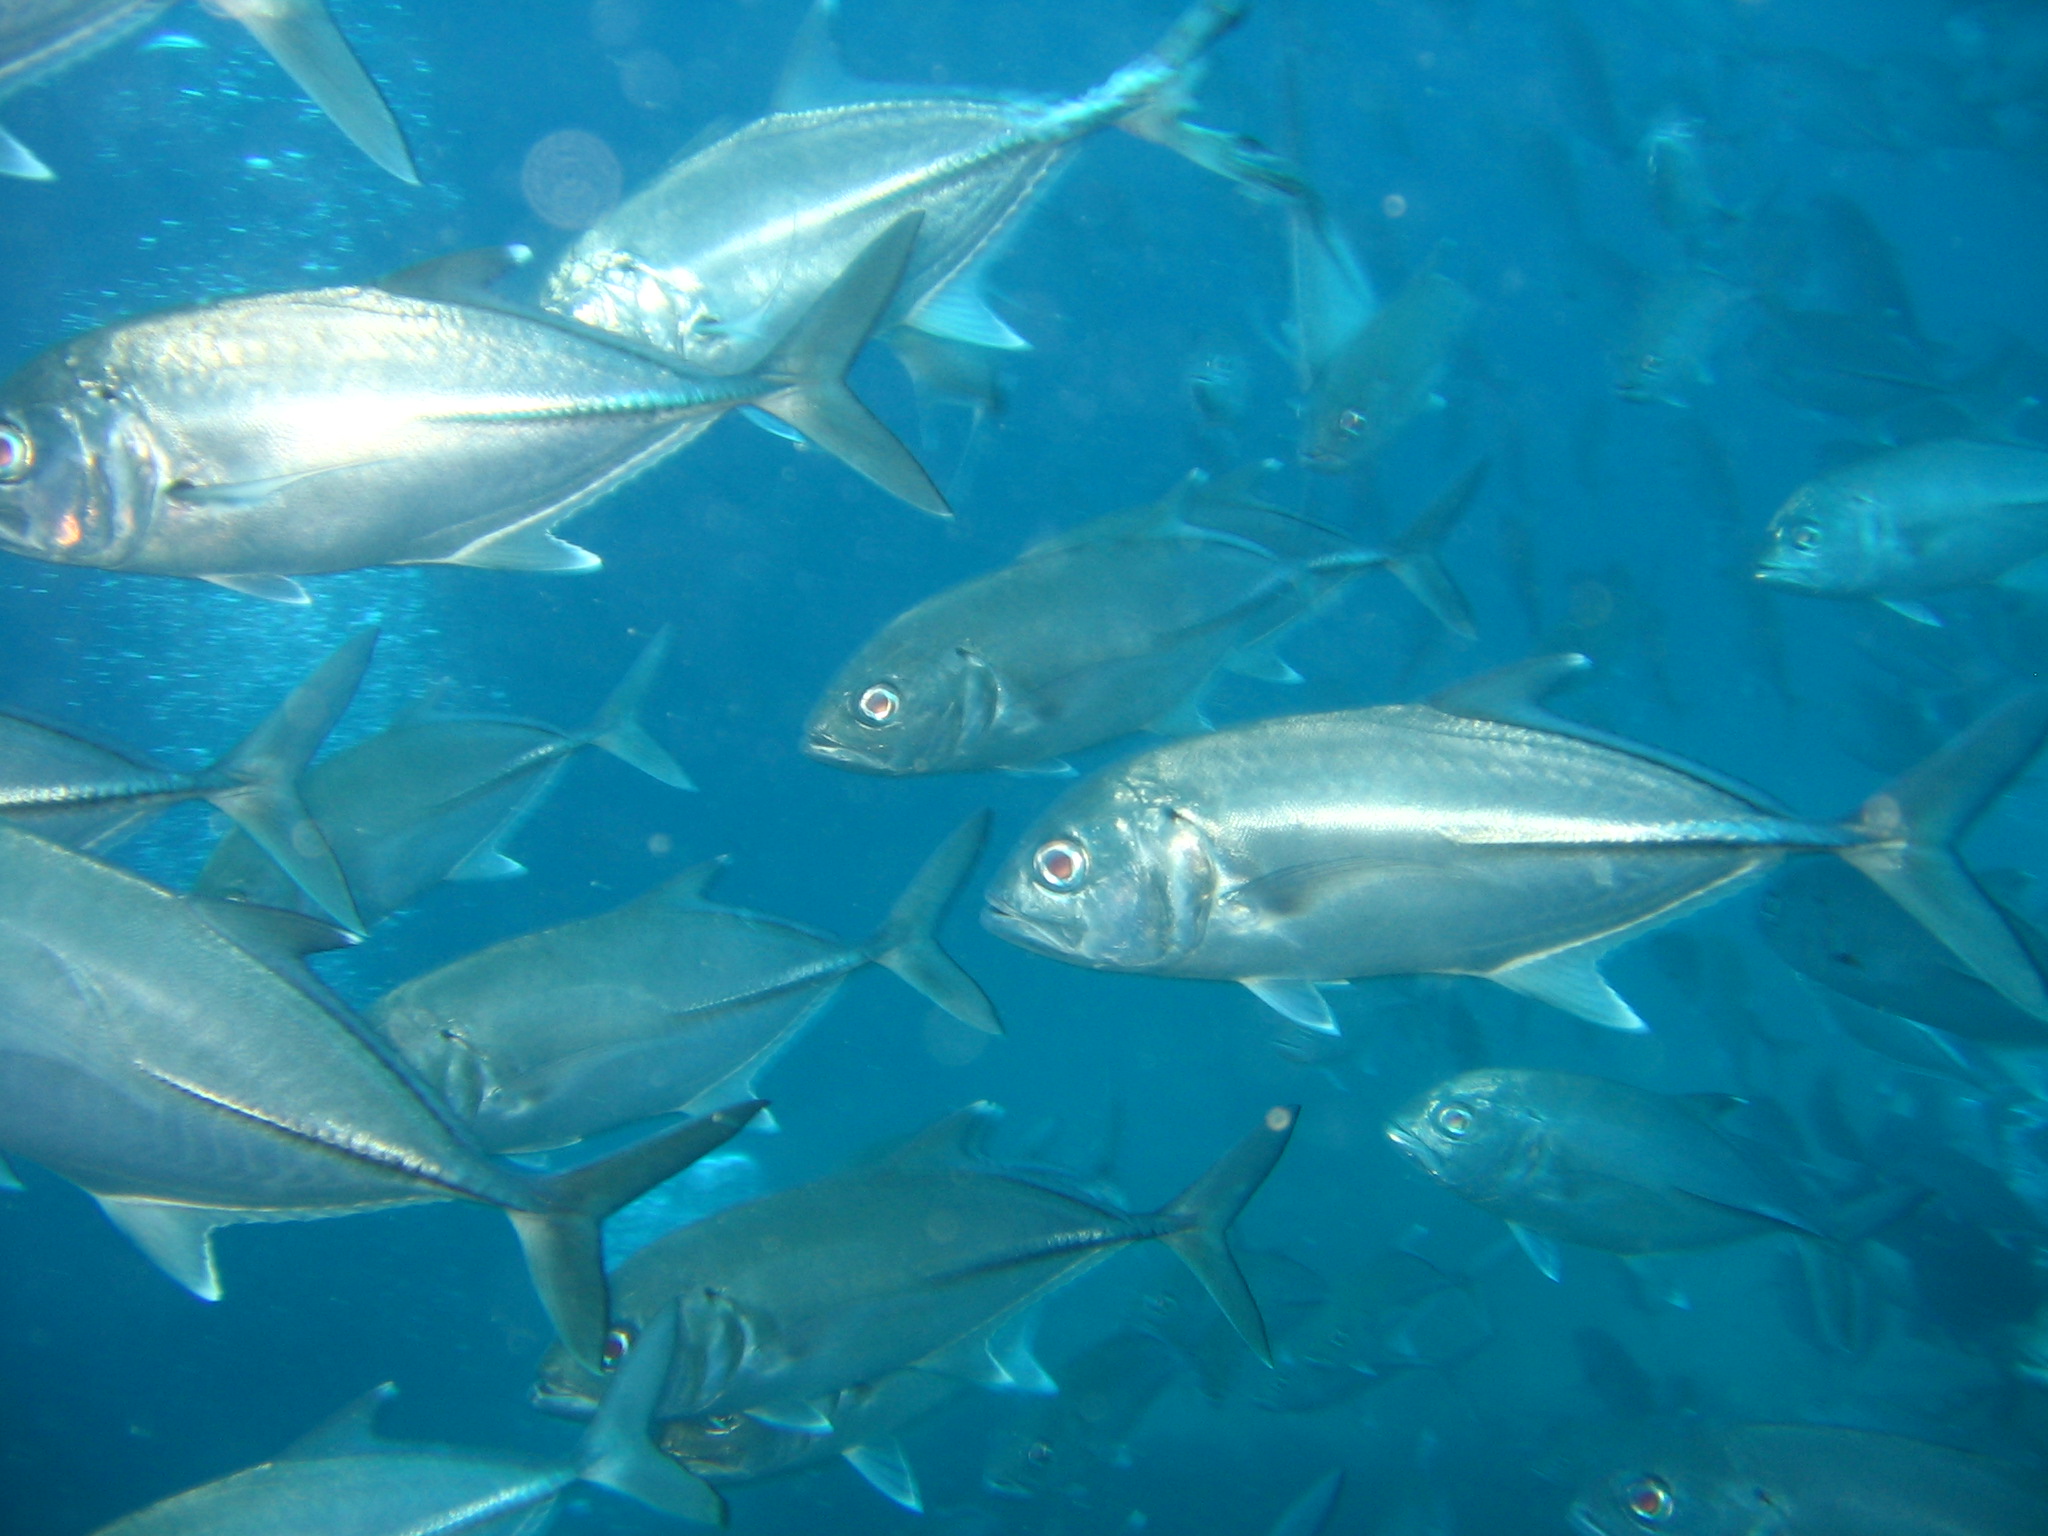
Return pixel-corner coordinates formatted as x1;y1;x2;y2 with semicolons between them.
90;1308;722;1534
0;216;944;599
1571;1422;2047;1536
532;1101;1297;1433
544;0;1301;377
0;816;761;1369
1756;438;2048;622
194;628;691;928
803;464;1478;776
0;625;372;930
371;813;999;1153
0;0;416;183
982;655;2048;1034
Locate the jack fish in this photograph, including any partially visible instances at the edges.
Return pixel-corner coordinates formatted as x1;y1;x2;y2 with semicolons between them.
0;816;761;1370
0;625;372;931
982;1327;1184;1498
544;0;1300;377
0;0;416;183
982;654;2048;1034
371;813;1000;1153
803;464;1479;777
193;628;691;928
533;1102;1297;1436
0;215;944;599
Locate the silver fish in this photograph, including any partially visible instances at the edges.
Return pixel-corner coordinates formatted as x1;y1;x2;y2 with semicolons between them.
0;625;372;931
1756;439;2048;620
981;655;2048;1034
0;817;762;1369
371;813;999;1153
194;628;691;928
1300;253;1475;471
0;0;415;183
0;216;943;599
544;0;1299;376
1614;266;1746;407
532;1101;1297;1431
982;1327;1184;1498
90;1308;722;1534
1570;1423;2047;1536
803;464;1477;777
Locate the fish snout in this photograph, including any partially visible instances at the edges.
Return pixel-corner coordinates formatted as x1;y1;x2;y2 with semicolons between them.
1384;1121;1440;1174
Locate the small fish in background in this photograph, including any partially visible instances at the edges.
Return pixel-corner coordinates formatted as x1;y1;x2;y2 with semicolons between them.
0;215;947;598
0;625;372;931
983;656;2048;1036
803;462;1476;777
1756;439;2048;623
1258;1469;1344;1536
1186;345;1251;470
982;1327;1184;1499
195;629;692;929
1640;112;1737;264
1570;1422;2047;1536
1614;266;1747;407
371;812;999;1153
0;0;418;183
1136;1248;1329;1403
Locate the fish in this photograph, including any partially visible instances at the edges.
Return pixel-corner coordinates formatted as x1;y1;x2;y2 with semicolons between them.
1300;252;1476;471
89;1306;723;1532
0;815;763;1370
1135;1247;1327;1402
0;216;945;599
1758;858;2048;1047
1756;439;2048;619
0;626;372;931
193;628;692;928
1639;113;1734;262
1570;1422;2048;1536
1614;267;1746;407
1251;1248;1490;1413
982;1327;1184;1498
531;1101;1298;1430
0;0;416;183
543;0;1302;377
981;654;2048;1035
802;463;1479;777
371;813;1000;1153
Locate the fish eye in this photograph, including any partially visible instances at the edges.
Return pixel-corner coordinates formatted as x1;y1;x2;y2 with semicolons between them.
1336;408;1364;437
1624;1476;1674;1524
856;683;900;725
1432;1101;1475;1139
1026;1440;1054;1466
1788;522;1822;552
600;1326;634;1371
1032;838;1088;891
0;422;31;483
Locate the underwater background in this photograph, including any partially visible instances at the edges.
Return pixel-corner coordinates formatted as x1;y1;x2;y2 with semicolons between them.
4;0;2048;1532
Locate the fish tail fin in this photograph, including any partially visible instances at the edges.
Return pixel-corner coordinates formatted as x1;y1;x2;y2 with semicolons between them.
586;626;695;790
206;627;378;933
1156;1106;1299;1364
1839;690;2048;1020
868;811;1001;1035
217;0;419;183
577;1304;729;1526
1379;460;1486;640
755;211;950;518
510;1102;765;1373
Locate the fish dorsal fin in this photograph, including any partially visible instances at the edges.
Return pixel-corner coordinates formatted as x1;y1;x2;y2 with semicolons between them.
1149;695;1214;736
632;856;731;912
746;1398;835;1435
1507;1222;1563;1282
1021;474;1277;561
905;278;1032;352
92;1197;230;1300
379;245;532;304
280;1383;399;1460
393;678;456;726
772;0;863;110
844;1437;923;1512
188;897;360;968
1427;654;1590;732
437;523;603;574
1489;945;1648;1033
885;1103;1002;1169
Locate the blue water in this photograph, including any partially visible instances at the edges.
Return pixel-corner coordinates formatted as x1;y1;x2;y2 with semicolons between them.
3;0;2048;1532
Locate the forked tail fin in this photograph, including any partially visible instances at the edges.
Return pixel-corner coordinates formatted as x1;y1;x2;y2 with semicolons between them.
1157;1105;1300;1364
868;811;1002;1034
585;627;695;790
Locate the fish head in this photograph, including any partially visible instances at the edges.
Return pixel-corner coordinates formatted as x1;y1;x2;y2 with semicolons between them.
533;1284;755;1422
1754;475;1894;595
1384;1069;1538;1195
803;645;1001;775
1300;396;1378;472
1570;1435;1758;1536
983;1429;1067;1499
0;382;146;570
982;775;1217;972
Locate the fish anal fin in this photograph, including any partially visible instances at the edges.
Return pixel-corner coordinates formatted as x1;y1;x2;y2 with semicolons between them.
0;1154;20;1191
200;573;312;604
1242;978;1339;1035
92;1196;231;1300
1489;946;1649;1032
844;1437;923;1512
1508;1221;1563;1282
907;279;1031;352
447;846;526;881
0;120;55;180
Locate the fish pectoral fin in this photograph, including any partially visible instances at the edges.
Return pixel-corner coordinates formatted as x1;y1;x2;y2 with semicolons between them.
1228;858;1412;920
1879;597;1943;627
906;280;1032;352
199;573;312;604
447;845;526;881
1488;947;1649;1033
436;523;603;574
214;0;419;183
91;1196;233;1300
1242;978;1340;1035
844;1438;923;1512
280;1382;399;1459
1224;637;1304;684
1506;1222;1563;1283
173;465;365;510
746;1398;836;1435
0;119;54;180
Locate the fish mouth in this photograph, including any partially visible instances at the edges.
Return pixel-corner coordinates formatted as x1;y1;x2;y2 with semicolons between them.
981;897;1077;957
529;1382;599;1422
1567;1502;1613;1536
1384;1122;1439;1173
800;729;894;774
